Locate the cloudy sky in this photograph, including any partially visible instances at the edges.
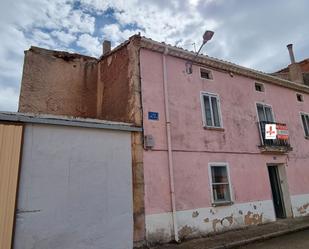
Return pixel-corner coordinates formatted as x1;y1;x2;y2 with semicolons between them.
0;0;308;111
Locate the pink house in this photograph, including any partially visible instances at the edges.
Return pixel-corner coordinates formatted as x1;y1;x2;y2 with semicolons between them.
139;39;309;244
18;35;309;246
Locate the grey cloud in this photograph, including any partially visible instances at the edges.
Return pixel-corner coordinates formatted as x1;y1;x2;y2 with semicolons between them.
197;0;309;72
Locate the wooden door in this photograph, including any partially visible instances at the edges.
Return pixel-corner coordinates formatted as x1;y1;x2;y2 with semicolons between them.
0;123;23;249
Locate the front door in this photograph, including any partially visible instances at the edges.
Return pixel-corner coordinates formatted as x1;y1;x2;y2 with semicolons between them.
268;166;286;218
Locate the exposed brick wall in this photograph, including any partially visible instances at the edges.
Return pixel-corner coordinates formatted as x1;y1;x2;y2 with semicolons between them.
98;46;131;122
18;47;98;118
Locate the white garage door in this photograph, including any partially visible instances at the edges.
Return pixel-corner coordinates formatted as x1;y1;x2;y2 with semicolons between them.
14;124;133;249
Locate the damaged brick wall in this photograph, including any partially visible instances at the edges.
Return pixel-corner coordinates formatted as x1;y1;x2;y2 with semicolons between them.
98;45;131;122
18;47;98;118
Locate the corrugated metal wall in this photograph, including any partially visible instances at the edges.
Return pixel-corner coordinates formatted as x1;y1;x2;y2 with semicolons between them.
0;123;23;249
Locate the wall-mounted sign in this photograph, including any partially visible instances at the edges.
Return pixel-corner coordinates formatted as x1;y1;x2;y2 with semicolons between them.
148;112;159;120
265;123;289;140
277;124;289;140
265;124;277;139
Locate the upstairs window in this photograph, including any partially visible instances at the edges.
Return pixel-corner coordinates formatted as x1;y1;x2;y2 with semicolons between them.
301;113;309;137
256;103;274;122
201;92;222;128
200;68;213;80
255;82;265;92
297;93;304;102
209;164;232;205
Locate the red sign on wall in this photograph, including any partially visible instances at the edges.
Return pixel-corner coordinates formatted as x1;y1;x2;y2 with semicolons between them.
276;124;289;140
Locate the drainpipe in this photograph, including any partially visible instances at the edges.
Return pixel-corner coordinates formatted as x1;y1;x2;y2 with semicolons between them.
162;47;179;242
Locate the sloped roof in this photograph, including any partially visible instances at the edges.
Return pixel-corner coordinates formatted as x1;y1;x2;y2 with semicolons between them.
96;34;309;94
275;58;309;73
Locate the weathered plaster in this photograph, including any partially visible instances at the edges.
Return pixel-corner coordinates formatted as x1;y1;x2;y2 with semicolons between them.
145;200;275;244
291;194;309;216
19;47;98;118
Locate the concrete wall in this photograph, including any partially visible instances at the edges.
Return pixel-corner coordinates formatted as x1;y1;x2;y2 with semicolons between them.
140;48;309;243
18;47;98;118
14;124;133;249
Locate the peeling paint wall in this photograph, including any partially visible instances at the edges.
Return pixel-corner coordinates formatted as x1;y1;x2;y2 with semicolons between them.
19;47;98;118
145;200;275;243
291;194;309;216
14;124;133;249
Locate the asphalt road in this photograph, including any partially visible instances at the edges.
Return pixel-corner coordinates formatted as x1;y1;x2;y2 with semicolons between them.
237;229;309;249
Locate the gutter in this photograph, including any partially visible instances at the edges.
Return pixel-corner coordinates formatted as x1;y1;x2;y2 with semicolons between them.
162;47;179;242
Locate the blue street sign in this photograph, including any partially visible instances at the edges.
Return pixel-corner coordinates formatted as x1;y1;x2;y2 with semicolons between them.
148;112;159;120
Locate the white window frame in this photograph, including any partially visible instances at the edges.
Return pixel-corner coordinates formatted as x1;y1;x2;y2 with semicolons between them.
255;102;276;122
300;112;309;138
200;92;223;128
208;162;233;206
199;67;214;81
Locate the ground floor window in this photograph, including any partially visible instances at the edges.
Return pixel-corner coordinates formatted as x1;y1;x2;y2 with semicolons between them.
209;163;232;205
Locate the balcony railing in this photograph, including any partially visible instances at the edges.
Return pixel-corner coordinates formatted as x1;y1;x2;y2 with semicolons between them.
258;121;292;153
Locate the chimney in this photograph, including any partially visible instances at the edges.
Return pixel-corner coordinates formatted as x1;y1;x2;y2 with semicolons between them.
286;43;304;84
287;44;296;64
103;40;111;55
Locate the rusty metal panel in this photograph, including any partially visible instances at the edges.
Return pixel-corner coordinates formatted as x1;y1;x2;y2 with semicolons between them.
0;123;23;249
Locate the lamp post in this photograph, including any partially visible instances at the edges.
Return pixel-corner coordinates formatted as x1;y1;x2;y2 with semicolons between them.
186;30;214;74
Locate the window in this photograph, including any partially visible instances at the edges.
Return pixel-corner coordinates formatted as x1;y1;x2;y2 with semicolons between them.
297;93;304;102
301;113;309;137
256;103;274;122
201;92;222;128
255;82;265;92
200;68;213;80
209;164;232;204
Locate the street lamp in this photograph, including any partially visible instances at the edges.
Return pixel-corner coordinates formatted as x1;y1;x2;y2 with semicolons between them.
186;30;214;74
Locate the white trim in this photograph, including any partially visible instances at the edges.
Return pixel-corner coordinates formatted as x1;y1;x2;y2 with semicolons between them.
199;67;214;81
200;91;223;128
208;162;234;205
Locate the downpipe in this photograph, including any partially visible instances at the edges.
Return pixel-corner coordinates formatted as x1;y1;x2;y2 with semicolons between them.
162;47;179;242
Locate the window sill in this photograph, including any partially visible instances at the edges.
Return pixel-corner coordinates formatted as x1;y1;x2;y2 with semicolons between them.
212;201;234;207
204;126;225;132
